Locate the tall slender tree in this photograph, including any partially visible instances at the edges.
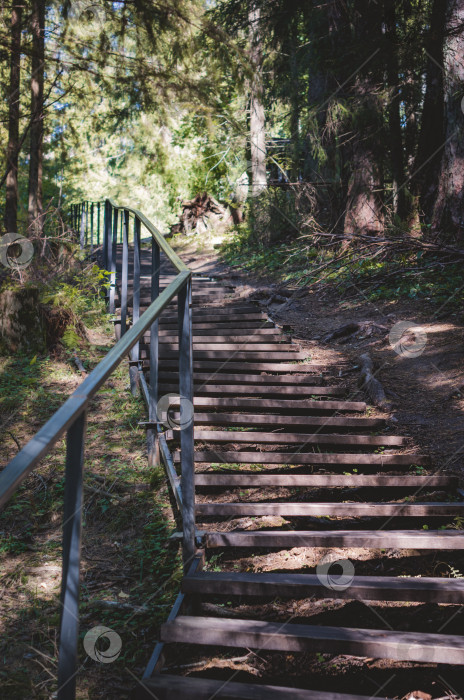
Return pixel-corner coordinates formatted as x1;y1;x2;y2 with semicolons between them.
28;0;45;235
431;0;464;240
248;1;266;198
4;1;23;233
412;0;446;221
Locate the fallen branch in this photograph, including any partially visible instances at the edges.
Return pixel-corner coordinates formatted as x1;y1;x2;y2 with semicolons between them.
73;352;87;376
358;352;392;411
324;321;388;343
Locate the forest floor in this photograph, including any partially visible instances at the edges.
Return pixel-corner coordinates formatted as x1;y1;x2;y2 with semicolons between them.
0;307;182;698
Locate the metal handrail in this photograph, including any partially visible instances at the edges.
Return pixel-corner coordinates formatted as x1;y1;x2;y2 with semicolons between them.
0;199;195;700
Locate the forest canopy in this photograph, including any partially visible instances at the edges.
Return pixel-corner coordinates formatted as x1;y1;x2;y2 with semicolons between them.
1;0;464;247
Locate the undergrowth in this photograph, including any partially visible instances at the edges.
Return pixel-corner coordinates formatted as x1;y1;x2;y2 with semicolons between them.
0;266;181;698
221;224;464;313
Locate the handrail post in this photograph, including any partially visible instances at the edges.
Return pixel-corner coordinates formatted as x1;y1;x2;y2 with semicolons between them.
97;202;101;247
57;411;86;700
178;277;195;569
147;237;160;467
79;205;85;251
85;202;89;248
103;201;108;270
90;202;94;254
109;207;118;314
129;216;141;395
120;210;129;336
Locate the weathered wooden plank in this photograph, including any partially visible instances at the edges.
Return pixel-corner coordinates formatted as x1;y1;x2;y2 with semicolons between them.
194;474;453;488
138;675;395;700
156;333;285;342
155;349;310;361
184;414;384;429
182;571;464;604
159;384;344;397
190;430;405;446
168;397;366;412
158;361;323;373
156;342;300;352
157;321;276;330
204;529;464;549
196;502;464;517
183;451;426;466
161;616;464;664
158;372;328;385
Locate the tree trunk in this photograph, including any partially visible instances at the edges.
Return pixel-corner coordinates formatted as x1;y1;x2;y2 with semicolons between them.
28;0;45;235
342;2;385;238
383;0;406;218
4;2;23;234
412;0;446;220
344;121;384;237
248;2;267;198
431;0;464;240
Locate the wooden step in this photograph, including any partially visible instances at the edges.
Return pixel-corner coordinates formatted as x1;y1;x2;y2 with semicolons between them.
182;571;464;603
182;451;426;466
204;529;464;549
158;328;284;337
167;397;365;412
158;361;325;373
188;414;385;429
158;313;268;322
159;305;260;315
156;333;285;342
155;349;310;361
161;615;464;664
137;674;395;700
196;501;464;518
157;321;276;330
159;384;344;397
158;372;327;385
190;430;405;446
156;342;300;352
195;473;454;488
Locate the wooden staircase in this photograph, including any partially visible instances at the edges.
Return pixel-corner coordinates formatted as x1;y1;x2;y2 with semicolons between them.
115;250;464;699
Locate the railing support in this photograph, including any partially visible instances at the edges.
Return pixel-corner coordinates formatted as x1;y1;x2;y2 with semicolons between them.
79;206;85;251
90;202;94;254
109;207;118;314
57;411;86;700
129;216;141;395
147;238;160;467
178;278;195;569
120;210;129;336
